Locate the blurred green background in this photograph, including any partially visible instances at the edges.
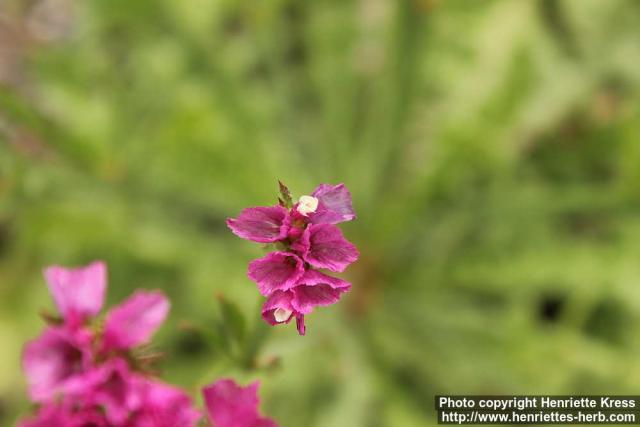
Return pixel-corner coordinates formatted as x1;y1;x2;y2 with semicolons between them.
2;0;640;425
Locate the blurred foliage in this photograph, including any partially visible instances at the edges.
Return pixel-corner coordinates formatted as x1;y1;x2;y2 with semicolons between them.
2;0;640;425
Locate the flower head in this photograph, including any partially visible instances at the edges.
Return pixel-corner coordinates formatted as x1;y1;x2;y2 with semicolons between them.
227;182;358;335
20;261;199;426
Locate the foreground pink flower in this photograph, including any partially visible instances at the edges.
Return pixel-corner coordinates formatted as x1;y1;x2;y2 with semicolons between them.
21;370;201;427
227;182;358;335
21;262;285;427
20;261;200;427
203;379;277;427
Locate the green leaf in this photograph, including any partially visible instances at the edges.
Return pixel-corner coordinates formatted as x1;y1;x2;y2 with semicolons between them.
278;180;293;208
217;295;247;348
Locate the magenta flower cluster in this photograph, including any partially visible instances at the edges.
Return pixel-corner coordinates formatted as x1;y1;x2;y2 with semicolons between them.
20;261;277;427
227;183;359;335
20;261;199;426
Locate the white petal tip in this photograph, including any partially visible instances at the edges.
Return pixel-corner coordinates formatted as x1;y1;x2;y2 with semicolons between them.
297;195;319;216
274;308;292;323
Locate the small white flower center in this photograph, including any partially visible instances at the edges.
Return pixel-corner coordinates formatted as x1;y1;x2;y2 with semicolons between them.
297;195;318;216
274;308;292;323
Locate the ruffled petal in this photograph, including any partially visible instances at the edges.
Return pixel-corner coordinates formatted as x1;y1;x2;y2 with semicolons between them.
296;269;352;290
291;224;358;272
227;206;291;243
309;183;355;224
248;252;304;296
291;285;346;314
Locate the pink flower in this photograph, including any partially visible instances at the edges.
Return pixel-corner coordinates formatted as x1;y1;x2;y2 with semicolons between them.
247;252;305;296
128;380;202;427
291;223;359;272
203;379;277;427
44;261;107;328
82;359;201;427
308;183;355;224
20;261;198;426
228;182;358;335
103;290;170;351
262;270;351;336
22;327;93;402
227;206;291;243
20;367;201;427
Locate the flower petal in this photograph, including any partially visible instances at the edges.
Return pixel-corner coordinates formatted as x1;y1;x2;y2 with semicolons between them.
86;359;145;425
261;291;294;326
104;291;170;350
248;252;304;296
131;379;202;427
292;224;358;272
203;379;278;427
44;261;107;324
227;206;291;243
309;183;355;224
296;269;352;290
22;327;92;402
291;284;346;315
